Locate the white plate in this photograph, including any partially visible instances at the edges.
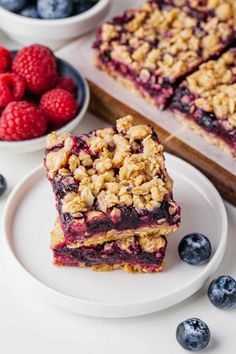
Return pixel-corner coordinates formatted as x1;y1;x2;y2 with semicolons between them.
2;154;227;318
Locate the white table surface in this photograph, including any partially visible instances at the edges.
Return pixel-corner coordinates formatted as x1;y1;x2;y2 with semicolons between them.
0;10;236;354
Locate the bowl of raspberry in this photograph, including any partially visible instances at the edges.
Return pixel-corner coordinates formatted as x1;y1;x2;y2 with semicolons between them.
0;0;110;49
0;44;90;153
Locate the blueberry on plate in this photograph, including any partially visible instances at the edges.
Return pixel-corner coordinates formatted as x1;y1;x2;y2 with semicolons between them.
176;318;210;352
178;233;212;265
0;174;7;197
208;275;236;309
0;0;26;12
37;0;73;19
20;5;39;18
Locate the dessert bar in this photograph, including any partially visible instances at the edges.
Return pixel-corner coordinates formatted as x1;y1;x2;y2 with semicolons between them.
93;0;235;110
51;219;167;273
171;49;236;155
45;115;180;248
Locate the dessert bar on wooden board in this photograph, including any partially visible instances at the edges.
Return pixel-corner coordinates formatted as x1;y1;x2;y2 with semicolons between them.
56;0;236;205
171;49;236;157
94;0;234;110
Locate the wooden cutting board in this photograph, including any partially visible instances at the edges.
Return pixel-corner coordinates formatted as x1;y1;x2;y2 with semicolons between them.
88;80;236;206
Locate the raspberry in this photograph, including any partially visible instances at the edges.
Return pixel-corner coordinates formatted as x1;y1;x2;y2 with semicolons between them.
12;44;57;95
40;88;78;126
55;76;77;95
0;73;25;107
0;101;47;141
0;46;12;73
0;82;12;108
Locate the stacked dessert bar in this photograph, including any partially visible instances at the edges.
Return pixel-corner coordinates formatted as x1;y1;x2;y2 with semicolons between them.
45;116;180;273
93;0;235;110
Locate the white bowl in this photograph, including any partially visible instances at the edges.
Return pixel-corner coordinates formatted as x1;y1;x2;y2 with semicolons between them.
0;0;111;49
0;57;90;154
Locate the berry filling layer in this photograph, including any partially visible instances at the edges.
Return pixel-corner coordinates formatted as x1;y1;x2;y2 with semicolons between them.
171;85;236;152
52;220;167;273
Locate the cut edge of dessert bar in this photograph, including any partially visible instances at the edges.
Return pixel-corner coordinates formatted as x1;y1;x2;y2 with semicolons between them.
51;219;167;273
171;49;236;156
45;115;180;248
93;0;235;110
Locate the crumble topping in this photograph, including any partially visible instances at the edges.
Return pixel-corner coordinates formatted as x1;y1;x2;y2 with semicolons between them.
45;136;74;177
183;49;236;127
160;0;234;17
46;116;172;216
139;235;166;253
46;132;69;149
96;1;234;81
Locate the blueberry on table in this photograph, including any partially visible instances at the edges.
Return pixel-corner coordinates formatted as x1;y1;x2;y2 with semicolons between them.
178;233;212;265
176;318;210;352
0;174;7;197
0;0;26;12
20;5;39;18
37;0;73;19
208;275;236;309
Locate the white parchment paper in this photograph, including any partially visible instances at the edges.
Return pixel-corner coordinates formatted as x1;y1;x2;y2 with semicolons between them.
57;0;236;176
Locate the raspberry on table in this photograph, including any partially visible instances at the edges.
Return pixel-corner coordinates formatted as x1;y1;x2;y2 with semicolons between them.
0;73;25;107
0;101;47;141
12;44;57;95
0;46;12;73
40;88;78;126
54;76;77;95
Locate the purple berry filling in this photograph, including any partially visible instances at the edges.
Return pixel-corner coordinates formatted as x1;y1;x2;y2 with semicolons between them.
55;193;180;245
171;85;236;153
53;235;167;271
98;53;174;110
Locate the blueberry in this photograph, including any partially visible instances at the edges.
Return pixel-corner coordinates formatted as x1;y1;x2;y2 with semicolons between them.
0;0;26;12
0;174;7;197
73;0;98;14
178;233;212;265
197;112;218;131
208;275;236;309
74;3;93;14
37;0;73;19
171;86;192;113
176;318;210;352
20;5;39;18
